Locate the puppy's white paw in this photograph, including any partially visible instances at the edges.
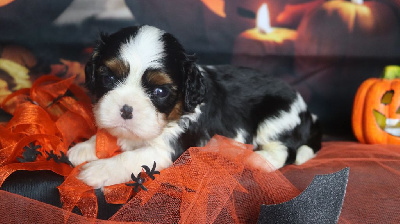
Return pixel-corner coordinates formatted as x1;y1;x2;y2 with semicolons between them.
78;158;133;189
295;145;315;165
67;137;97;167
256;141;288;169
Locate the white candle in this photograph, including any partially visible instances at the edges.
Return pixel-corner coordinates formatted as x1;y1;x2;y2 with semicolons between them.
256;3;273;34
351;0;363;5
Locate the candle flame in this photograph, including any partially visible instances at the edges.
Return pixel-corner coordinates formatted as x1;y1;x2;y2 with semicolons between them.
351;0;363;4
256;3;272;34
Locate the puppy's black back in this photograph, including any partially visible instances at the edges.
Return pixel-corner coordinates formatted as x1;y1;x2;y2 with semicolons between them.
173;65;321;163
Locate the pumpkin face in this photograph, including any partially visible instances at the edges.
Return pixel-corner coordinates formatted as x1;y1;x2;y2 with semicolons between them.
295;0;400;59
352;78;400;144
295;0;400;85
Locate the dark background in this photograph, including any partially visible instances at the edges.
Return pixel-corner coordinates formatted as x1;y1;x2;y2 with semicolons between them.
1;0;400;139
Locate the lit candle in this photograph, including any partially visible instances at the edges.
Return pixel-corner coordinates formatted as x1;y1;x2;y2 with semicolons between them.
232;3;297;70
257;3;272;34
351;0;363;5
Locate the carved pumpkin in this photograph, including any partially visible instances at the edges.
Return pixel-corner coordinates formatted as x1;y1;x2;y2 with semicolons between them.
0;59;31;103
352;66;400;144
1;45;37;68
294;0;400;133
276;0;325;29
295;0;400;77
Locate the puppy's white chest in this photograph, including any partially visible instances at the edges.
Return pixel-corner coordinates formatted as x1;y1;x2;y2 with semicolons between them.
117;138;147;151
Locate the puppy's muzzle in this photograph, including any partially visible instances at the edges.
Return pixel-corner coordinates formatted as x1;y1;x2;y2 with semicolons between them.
120;104;133;120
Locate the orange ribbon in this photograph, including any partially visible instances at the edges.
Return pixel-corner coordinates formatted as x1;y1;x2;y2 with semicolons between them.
95;129;120;159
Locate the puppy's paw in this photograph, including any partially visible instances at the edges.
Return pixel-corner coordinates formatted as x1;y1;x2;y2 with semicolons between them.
295;145;315;165
78;158;132;189
256;141;288;170
67;139;97;167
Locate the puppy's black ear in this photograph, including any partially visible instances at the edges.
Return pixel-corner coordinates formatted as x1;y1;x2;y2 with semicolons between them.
85;32;108;95
84;60;96;94
183;55;206;112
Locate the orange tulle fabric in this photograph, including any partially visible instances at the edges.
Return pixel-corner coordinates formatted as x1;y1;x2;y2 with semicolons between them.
109;135;300;223
281;141;400;224
1;72;400;223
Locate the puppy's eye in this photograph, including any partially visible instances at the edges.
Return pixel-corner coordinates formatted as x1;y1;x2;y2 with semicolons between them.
101;75;116;84
153;87;169;98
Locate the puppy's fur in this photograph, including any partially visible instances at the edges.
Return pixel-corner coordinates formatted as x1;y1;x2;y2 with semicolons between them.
68;25;322;189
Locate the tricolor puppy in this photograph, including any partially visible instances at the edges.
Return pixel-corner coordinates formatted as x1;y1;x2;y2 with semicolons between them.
68;25;322;189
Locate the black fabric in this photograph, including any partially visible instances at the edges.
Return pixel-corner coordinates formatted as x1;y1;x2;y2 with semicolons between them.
257;167;349;224
0;108;12;122
0;170;122;220
1;170;63;207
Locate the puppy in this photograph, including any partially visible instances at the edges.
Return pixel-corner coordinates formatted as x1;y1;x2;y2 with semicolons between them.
68;25;322;189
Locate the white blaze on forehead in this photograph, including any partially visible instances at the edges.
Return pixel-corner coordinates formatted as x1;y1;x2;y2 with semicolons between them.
119;25;165;84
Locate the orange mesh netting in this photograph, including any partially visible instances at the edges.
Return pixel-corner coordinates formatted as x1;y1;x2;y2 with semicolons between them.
281;141;400;224
109;135;300;223
1;68;400;223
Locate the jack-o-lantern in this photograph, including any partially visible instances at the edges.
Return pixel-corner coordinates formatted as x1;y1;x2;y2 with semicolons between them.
0;59;31;103
352;66;400;144
294;0;400;133
1;45;37;68
295;0;400;77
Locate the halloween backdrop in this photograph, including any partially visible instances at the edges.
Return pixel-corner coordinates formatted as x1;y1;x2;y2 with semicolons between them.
1;0;400;138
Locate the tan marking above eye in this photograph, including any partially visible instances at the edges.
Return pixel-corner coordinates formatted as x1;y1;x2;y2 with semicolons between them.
104;59;129;77
381;90;394;105
146;71;173;86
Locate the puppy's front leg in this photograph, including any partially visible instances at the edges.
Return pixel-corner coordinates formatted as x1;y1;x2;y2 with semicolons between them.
67;135;98;167
78;147;173;189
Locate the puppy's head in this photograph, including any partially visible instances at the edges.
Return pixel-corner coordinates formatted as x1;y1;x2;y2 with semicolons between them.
85;26;205;140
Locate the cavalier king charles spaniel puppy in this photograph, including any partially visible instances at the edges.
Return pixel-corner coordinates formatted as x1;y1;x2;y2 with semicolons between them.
68;25;322;189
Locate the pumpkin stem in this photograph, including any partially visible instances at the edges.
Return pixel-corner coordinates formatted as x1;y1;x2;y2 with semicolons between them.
383;65;400;80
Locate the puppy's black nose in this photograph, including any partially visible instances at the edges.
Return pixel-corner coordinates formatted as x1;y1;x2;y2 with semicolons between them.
120;104;133;120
